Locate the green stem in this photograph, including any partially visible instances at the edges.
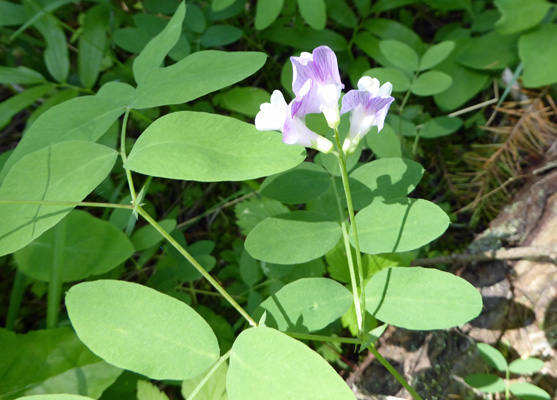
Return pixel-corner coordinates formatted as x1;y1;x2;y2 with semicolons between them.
120;108;137;206
505;367;510;400
47;217;67;329
0;199;133;209
341;220;362;332
286;332;362;345
333;129;366;338
136;206;257;327
6;270;27;330
188;350;231;400
368;344;424;400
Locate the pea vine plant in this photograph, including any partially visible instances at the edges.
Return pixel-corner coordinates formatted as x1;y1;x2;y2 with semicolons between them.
1;3;484;400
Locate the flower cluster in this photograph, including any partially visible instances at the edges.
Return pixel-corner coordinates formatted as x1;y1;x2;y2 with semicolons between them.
255;46;395;155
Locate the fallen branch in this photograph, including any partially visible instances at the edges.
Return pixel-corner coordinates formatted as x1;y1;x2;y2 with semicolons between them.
410;245;557;266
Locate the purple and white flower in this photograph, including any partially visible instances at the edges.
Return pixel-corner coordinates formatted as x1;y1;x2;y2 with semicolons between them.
291;46;344;129
255;80;333;154
340;76;395;154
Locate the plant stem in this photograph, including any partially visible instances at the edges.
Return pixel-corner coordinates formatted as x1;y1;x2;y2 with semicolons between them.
47;217;66;329
505;367;510;400
6;270;27;330
120;107;138;206
136;206;257;327
0;199;133;209
333;129;366;338
286;331;362;345
368;344;424;400
188;350;231;400
341;220;362;332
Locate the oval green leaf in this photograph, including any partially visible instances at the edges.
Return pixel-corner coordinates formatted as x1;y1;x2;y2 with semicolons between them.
16;395;95;400
254;278;352;332
227;327;355;400
217;86;271;118
464;374;506;393
245;211;341;264
457;31;519;70
509;382;551;400
14;210;134;282
131;219;176;251
418;41;455;71
353;198;449;254
349;158;424;209
200;25;243;47
78;4;109;88
495;0;552;34
365;267;483;330
125;111;305;182
66;280;220;380
259;162;330;204
260;27;347;51
379;40;419;72
297;0;326;30
255;0;284;30
365;124;402;158
131;51;267;109
508;358;544;375
362;67;411;92
0;142;117;257
477;343;508;372
419;116;462;139
411;70;452;96
519;25;557;88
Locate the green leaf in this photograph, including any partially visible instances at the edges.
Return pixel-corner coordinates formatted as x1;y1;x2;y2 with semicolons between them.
137;381;169;400
419;41;455;71
227;327;355;400
354;32;396;70
509;382;551;400
457;31;519;70
362;67;410;92
0;92;127;181
464;374;506;393
78;4;109;88
297;0;326;30
0;84;53;130
365;124;402;158
26;3;69;83
0;327;121;400
212;0;235;11
433;38;490;111
14;210;134;282
15;396;95;400
365;267;483;330
133;2;185;84
494;0;552;34
181;361;227;400
131;219;176;251
66;280;220;380
0;142;117;257
411;71;452;96
144;0;180;15
125;111;305;182
364;18;423;52
477;343;508;372
259;162;330;204
509;358;544;375
255;0;284;30
353;198;449;254
325;0;357;28
200;25;243;47
240;248;262;287
419;116;462;138
254;278;352;332
360;324;388;351
260;26;348;51
216;87;270;117
132;51;267;109
0;1;26;27
379;40;419;72
245;211;342;264
235;196;289;236
519;24;557;88
0;66;45;84
349;158;424;210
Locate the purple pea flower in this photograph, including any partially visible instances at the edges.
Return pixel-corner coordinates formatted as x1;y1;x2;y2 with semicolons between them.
255;80;334;153
340;76;395;154
291;46;344;129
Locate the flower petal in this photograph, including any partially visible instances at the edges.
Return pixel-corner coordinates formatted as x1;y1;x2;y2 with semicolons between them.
255;90;287;131
291;46;343;95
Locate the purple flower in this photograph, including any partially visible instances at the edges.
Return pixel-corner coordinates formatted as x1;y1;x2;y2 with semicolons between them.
340;77;394;154
291;46;344;129
255;80;333;153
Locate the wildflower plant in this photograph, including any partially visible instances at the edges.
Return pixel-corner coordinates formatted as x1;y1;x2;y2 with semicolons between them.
0;4;486;400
